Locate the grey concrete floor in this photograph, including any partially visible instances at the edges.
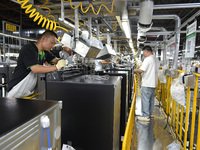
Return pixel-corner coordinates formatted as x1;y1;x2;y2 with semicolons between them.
131;96;175;150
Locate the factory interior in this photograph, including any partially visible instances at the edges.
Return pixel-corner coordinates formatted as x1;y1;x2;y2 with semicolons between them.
0;0;200;150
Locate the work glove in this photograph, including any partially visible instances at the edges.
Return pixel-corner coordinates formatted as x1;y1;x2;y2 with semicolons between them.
56;59;66;70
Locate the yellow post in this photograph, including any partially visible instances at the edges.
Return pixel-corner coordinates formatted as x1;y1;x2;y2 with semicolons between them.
179;106;184;141
173;101;176;129
166;76;170;115
170;99;174;125
189;76;198;150
196;103;200;149
184;87;191;150
163;84;167;111
162;84;165;110
164;82;167;112
168;78;172;117
176;104;180;135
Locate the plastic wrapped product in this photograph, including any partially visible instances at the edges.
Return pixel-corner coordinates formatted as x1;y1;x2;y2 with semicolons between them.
170;78;186;106
166;140;181;150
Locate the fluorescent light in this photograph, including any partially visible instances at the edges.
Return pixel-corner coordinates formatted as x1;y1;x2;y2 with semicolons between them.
39;29;45;34
13;31;19;34
122;20;131;39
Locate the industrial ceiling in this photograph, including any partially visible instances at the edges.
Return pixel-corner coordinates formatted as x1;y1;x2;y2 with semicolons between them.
0;0;200;55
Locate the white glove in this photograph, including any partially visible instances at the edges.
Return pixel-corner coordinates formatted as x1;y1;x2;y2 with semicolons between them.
56;59;66;70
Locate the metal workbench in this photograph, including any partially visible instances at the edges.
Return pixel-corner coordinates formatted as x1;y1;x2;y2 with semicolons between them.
0;97;61;150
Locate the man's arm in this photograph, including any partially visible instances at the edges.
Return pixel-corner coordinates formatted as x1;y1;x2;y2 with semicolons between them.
51;58;60;64
134;68;144;73
100;59;110;64
30;65;57;74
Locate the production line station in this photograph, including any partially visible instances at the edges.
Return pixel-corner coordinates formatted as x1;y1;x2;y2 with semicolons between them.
0;0;200;150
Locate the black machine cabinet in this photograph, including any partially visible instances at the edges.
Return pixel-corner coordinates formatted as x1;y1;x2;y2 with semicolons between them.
102;70;128;145
107;67;133;108
46;75;121;150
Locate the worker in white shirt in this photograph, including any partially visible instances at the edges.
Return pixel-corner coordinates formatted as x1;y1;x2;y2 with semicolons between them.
134;45;160;122
95;59;110;75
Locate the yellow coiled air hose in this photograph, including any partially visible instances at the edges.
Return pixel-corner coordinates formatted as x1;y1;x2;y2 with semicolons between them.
17;0;68;32
62;0;115;15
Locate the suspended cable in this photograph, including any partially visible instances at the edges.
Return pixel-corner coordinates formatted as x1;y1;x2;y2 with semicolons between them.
62;0;115;15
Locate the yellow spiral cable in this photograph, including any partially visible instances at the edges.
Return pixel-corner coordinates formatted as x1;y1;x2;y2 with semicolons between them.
17;0;68;32
62;0;115;15
39;0;57;22
40;0;51;17
57;36;61;44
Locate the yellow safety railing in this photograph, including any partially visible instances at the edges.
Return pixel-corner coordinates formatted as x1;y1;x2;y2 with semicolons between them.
122;74;137;150
155;70;200;150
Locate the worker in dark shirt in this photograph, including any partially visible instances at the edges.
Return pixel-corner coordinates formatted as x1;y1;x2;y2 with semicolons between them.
7;30;66;98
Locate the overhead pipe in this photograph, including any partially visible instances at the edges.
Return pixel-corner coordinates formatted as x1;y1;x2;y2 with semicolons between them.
152;15;181;69
132;14;181;68
74;8;79;40
137;0;154;52
164;10;200;69
138;0;154;29
88;17;92;39
128;3;200;10
147;27;168;66
136;14;180;68
96;25;100;40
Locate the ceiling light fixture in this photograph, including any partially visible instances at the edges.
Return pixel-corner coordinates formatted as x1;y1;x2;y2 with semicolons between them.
122;20;131;39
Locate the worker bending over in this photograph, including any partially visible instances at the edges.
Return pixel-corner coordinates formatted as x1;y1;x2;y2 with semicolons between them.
7;30;66;98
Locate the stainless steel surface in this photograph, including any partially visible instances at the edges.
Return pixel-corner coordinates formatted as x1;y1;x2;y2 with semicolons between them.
0;98;61;150
74;39;101;58
132;97;174;150
74;40;90;58
96;44;116;59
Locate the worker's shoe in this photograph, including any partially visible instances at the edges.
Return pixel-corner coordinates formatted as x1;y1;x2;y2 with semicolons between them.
137;116;150;122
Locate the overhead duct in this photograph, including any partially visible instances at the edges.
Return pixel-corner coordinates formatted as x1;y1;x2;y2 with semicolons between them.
137;31;147;43
138;0;154;31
